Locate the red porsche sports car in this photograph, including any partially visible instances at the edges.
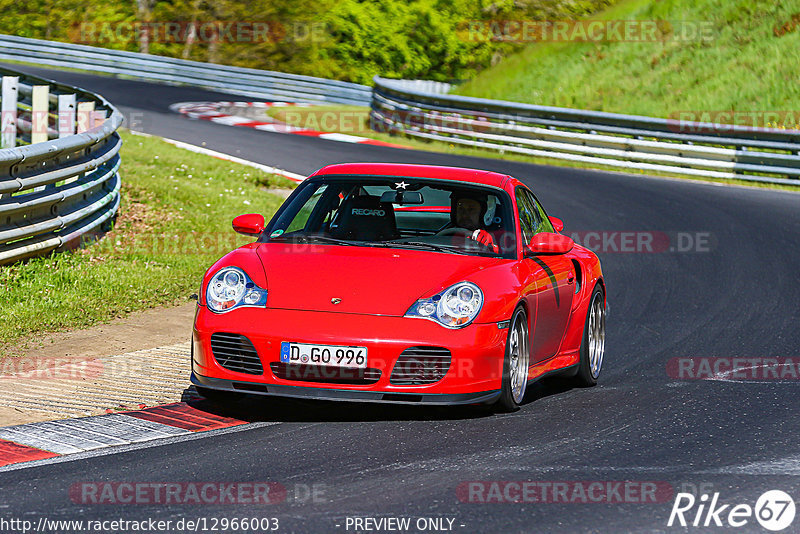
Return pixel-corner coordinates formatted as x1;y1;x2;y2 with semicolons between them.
191;163;605;411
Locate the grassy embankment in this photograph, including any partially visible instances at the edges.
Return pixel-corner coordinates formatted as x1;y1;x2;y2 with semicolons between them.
456;0;800;118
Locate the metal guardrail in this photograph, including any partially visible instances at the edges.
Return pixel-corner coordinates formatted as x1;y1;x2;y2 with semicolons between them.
371;77;800;186
0;66;122;265
3;34;797;188
385;79;453;95
0;34;372;106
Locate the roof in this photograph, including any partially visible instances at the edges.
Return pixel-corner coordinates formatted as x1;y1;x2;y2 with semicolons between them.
310;163;511;188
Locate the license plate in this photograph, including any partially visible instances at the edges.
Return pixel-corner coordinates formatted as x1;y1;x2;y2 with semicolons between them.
280;342;368;369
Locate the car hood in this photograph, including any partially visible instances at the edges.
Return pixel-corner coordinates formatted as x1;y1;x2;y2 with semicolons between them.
255;242;502;316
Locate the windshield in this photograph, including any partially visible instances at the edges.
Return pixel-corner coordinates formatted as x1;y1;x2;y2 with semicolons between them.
264;176;516;258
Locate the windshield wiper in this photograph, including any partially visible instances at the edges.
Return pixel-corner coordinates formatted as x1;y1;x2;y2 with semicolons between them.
385;241;471;255
301;235;360;246
271;235;358;246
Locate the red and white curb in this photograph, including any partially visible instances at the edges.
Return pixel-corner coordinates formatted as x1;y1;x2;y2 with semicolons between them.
0;402;250;468
169;101;410;149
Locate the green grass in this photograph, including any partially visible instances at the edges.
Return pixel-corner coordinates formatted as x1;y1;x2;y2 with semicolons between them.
454;0;800;118
0;130;295;349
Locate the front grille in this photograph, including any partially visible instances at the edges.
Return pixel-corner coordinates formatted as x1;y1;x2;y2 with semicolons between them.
270;363;381;385
390;347;451;385
210;333;263;375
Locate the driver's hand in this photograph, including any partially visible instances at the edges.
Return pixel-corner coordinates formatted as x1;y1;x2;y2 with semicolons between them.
472;229;499;253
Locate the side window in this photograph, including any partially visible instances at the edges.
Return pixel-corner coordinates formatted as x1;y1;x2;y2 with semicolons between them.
531;197;556;233
285;185;328;233
515;188;539;244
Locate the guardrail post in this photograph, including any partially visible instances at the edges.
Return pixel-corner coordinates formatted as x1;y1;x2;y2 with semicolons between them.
31;85;50;144
31;85;51;192
1;76;19;149
92;109;108;129
76;101;95;133
58;94;76;138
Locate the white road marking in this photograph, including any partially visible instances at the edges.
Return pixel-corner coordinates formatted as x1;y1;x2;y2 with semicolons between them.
130;131;307;183
209;115;256;126
318;133;368;143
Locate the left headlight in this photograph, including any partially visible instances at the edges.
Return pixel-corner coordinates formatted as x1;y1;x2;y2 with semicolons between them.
206;267;268;313
405;281;483;328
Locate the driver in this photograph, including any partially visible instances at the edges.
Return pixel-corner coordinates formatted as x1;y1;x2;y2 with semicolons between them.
446;192;499;253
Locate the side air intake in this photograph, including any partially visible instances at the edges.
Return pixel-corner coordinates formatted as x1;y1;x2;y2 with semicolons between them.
390;347;451;385
210;333;263;375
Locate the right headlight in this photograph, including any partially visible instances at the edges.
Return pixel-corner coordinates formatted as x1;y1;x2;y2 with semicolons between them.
206;267;267;313
405;281;483;328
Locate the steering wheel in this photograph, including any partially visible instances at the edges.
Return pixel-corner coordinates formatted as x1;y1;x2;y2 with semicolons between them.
437;227;473;237
438;227;497;252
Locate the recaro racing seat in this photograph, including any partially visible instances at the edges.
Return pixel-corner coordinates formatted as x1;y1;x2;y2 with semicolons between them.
329;194;398;241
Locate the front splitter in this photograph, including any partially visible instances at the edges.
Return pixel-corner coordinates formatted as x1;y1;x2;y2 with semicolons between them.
191;373;501;406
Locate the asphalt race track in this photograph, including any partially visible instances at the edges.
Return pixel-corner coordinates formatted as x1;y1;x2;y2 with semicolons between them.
1;65;799;533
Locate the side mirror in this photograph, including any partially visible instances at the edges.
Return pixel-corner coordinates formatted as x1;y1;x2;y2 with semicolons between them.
232;214;265;236
549;216;564;232
527;232;574;256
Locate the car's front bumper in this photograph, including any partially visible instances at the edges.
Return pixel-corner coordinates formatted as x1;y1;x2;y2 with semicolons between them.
191;373;501;405
192;306;507;402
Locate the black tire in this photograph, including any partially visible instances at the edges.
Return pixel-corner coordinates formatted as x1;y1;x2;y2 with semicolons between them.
495;306;530;413
574;284;606;387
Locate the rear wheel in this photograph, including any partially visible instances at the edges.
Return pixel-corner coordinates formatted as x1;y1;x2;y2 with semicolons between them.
574;285;605;387
495;306;530;412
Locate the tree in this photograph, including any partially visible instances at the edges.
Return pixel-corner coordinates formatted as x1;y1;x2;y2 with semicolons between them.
135;0;153;53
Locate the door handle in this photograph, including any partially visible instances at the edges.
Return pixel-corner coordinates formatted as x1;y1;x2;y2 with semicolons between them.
567;273;575;285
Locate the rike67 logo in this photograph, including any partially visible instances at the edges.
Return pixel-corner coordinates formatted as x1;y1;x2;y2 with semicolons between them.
668;490;796;531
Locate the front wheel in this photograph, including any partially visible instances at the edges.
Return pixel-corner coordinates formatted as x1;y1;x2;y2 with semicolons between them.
574;285;606;387
495;306;530;412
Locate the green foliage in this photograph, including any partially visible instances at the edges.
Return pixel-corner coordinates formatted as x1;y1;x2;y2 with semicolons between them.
0;0;618;83
455;0;800;116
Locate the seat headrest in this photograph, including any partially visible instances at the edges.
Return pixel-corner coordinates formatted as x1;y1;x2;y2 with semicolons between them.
329;195;397;241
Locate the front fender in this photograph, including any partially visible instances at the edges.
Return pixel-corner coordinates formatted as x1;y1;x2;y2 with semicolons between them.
559;244;604;355
198;243;267;307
